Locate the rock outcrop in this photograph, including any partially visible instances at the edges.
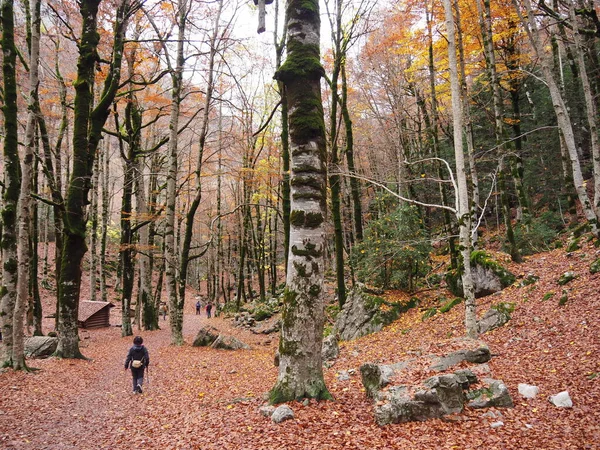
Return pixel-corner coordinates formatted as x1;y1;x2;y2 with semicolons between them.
478;303;514;334
446;251;515;298
361;339;512;425
335;284;417;341
193;326;249;350
24;336;57;358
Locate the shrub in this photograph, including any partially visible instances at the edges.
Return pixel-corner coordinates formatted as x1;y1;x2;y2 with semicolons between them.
351;205;431;291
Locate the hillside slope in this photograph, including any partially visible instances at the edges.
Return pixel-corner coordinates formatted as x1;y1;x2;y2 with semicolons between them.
0;243;598;449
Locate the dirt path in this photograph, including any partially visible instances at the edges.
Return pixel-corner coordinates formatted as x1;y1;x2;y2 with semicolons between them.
0;314;277;449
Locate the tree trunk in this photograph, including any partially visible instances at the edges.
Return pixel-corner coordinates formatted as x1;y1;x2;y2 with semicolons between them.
119;139;135;337
443;0;477;339
100;141;110;303
455;0;480;247
31;155;42;337
89;149;100;302
270;0;332;404
1;0;21;367
327;0;346;307
163;0;187;345
341;64;363;242
274;0;291;276
569;3;600;219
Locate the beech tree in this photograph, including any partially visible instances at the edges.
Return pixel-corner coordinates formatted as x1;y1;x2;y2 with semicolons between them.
55;0;135;358
443;0;477;338
270;0;332;403
1;0;22;368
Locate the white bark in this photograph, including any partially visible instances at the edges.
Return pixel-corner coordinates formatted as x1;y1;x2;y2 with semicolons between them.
443;0;477;338
14;0;43;369
569;3;600;218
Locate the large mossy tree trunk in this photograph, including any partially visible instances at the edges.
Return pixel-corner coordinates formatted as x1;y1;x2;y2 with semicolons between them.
0;0;22;368
55;0;131;358
269;0;332;404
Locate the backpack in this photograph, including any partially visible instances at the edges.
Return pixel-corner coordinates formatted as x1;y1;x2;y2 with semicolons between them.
131;346;145;369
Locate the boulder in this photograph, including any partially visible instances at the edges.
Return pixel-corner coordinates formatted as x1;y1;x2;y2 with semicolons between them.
335;284;417;341
590;258;600;274
518;383;539;399
467;379;513;409
373;374;465;425
192;325;220;347
549;391;573;408
478;303;514;334
558;271;577;286
211;335;250;350
429;341;491;371
423;374;465;414
360;361;411;398
446;251;515;298
258;405;275;418
454;369;478;389
271;405;294;423
24;336;57;358
321;334;339;361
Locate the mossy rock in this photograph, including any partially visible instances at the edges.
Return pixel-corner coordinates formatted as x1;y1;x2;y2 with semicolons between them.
590;258;600;274
520;273;539;287
491;302;515;315
421;307;438;321
439;297;463;314
557;271;577;285
570;222;590;238
566;238;580;252
446;251;515;298
558;289;568;306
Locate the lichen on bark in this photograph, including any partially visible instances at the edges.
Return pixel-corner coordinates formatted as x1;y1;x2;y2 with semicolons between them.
270;0;331;404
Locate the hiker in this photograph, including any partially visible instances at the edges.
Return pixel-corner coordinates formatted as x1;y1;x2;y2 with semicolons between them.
159;303;168;320
206;301;213;318
195;299;202;315
124;336;150;394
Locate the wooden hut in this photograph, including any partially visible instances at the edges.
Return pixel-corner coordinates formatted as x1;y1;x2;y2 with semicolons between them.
78;301;114;329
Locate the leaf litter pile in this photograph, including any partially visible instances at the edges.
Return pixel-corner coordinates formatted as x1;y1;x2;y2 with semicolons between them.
1;244;600;449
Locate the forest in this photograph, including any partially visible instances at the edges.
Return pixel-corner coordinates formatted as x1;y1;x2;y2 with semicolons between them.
1;0;600;448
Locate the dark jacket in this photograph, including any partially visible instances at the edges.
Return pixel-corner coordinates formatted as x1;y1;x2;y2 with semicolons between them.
124;344;150;369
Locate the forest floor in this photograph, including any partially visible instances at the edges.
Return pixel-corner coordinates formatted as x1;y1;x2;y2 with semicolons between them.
1;242;600;449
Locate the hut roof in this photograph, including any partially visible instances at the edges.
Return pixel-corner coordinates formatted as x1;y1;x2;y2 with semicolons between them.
78;301;114;322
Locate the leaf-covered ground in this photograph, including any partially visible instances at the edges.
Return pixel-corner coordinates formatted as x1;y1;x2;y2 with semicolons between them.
1;243;599;449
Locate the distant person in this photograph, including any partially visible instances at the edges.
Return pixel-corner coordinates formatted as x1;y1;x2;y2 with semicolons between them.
195;299;202;315
206;301;213;318
124;336;150;394
159;303;168;320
